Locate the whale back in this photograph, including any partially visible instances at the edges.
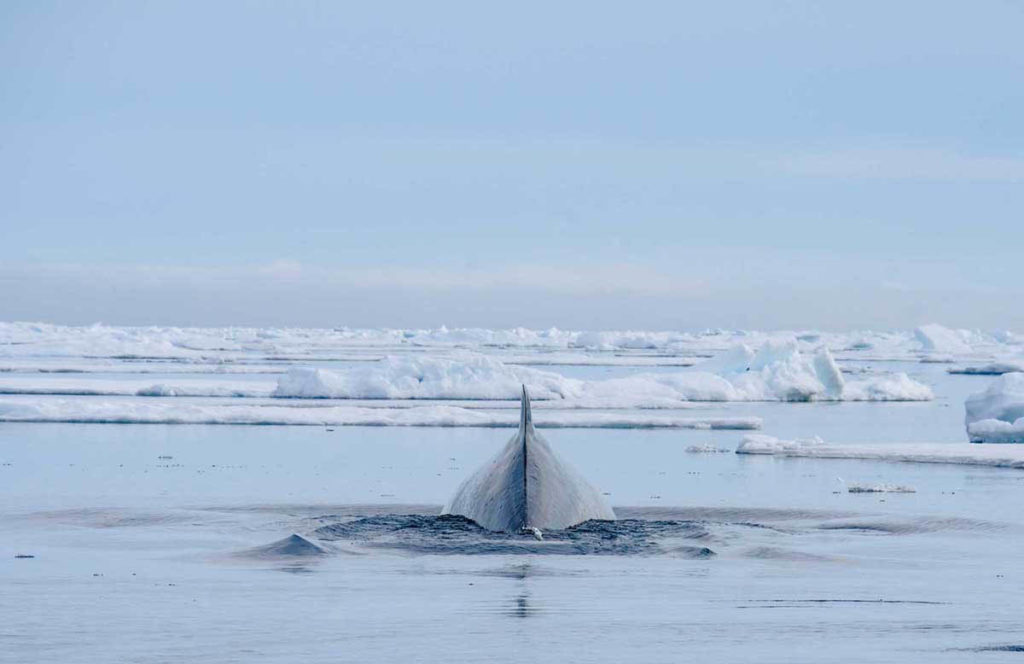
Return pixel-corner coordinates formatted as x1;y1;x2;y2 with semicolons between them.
442;386;615;531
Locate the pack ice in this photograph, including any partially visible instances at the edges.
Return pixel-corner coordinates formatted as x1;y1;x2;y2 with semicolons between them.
274;339;932;404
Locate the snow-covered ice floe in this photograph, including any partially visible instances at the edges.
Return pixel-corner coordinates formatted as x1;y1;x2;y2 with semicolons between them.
914;323;974;356
949;360;1024;376
273;341;933;404
0;399;760;429
735;434;1024;468
0;377;272;398
965;373;1024;444
0;339;931;405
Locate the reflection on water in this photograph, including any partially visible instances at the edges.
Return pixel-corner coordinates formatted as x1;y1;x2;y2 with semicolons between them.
499;562;534;580
507;592;538;619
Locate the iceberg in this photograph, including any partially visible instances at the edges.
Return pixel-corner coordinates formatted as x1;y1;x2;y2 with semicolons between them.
965;373;1024;444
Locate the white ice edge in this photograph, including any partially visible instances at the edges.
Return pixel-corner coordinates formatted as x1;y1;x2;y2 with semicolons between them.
736;434;1024;469
0;378;274;398
0;399;761;429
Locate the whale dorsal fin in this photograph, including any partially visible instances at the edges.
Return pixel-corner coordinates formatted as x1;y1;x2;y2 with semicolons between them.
520;384;532;431
442;381;615;532
520;385;531;527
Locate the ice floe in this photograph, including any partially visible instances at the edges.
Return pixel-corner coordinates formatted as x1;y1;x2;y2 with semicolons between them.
949;359;1024;376
684;444;732;454
0;340;932;405
845;484;916;494
736;434;1024;468
965;373;1024;444
0;376;270;398
273;343;933;404
914;324;973;355
0;399;761;429
273;357;566;400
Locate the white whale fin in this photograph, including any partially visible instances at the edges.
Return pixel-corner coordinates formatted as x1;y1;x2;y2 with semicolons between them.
442;384;615;532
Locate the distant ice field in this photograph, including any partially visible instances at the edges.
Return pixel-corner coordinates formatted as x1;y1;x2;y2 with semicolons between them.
4;323;1005;431
0;322;1013;440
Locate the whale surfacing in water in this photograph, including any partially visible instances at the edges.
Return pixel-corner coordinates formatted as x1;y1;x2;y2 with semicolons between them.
442;386;615;532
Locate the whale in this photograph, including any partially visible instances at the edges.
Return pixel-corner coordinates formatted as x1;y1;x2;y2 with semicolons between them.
442;386;616;533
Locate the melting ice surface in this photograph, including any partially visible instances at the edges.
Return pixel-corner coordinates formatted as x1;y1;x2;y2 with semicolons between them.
3;322;1024;662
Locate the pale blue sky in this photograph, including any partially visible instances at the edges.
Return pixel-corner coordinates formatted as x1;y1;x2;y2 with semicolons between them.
2;1;1022;329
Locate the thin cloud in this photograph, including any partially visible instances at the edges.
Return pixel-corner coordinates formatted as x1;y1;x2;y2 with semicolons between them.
0;261;701;298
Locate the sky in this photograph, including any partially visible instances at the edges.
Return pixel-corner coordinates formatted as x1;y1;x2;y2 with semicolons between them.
2;1;1023;330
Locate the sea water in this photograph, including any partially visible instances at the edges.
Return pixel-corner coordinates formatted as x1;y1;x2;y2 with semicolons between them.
2;339;1024;662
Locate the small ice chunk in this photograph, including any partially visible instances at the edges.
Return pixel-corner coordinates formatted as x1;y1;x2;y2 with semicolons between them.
685;444;731;453
846;484;916;494
736;434;824;453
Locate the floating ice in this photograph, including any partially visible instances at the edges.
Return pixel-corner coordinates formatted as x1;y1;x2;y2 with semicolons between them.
846;484;916;494
2;321;1018;365
736;434;825;453
0;376;271;398
914;324;973;355
273;356;570;401
684;444;732;454
273;342;932;404
736;434;1024;468
0;399;761;429
965;373;1024;444
949;360;1024;376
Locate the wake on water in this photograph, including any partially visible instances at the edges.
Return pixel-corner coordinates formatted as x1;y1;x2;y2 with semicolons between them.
232;506;1005;562
311;514;716;557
